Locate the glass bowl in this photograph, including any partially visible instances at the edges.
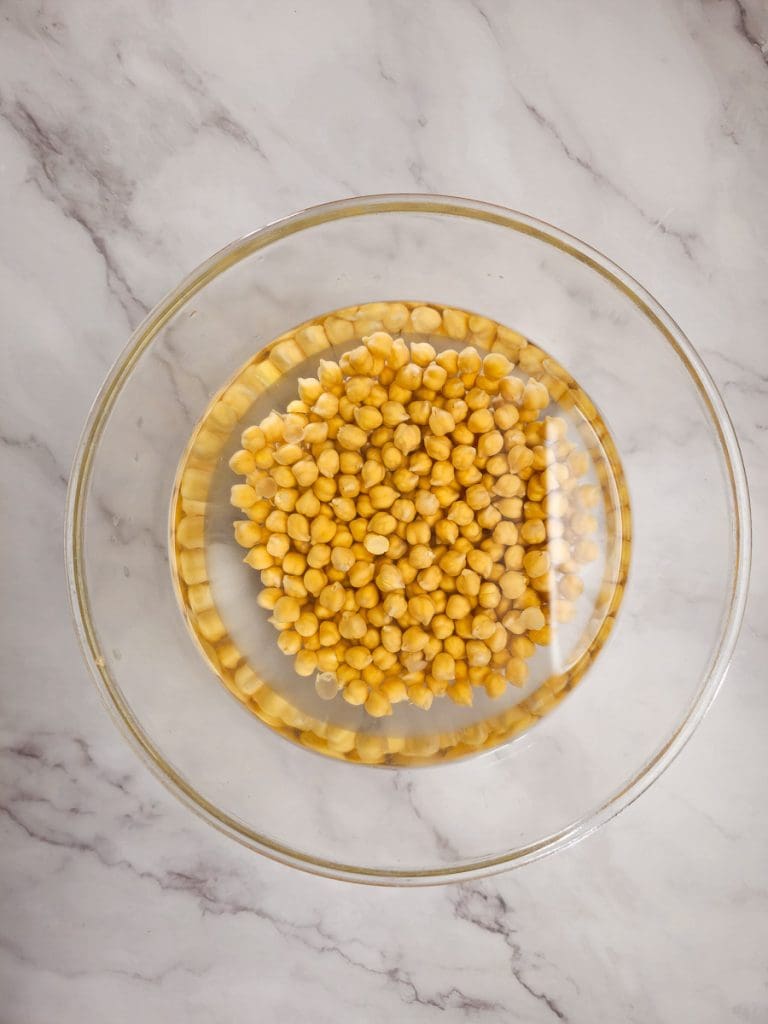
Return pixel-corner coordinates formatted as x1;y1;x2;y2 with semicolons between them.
66;195;750;884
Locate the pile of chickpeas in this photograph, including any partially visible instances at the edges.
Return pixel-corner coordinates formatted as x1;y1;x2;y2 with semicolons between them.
230;331;599;719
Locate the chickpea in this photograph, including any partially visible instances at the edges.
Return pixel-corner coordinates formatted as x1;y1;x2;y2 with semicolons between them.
342;679;369;706
446;594;472;620
381;400;408;427
465;485;491;510
466;387;489;411
272;595;301;626
494;404;519;430
376;564;405;592
560;574;584;600
576;483;600;508
277;630;301;655
500;571;527;600
369;485;399;510
571;511;598;536
450;442;475;468
477;430;503;459
439;549;466;575
360;460;385;490
424;434;451;461
435;519;459;545
447;501;473;526
388;535;408;559
357;583;379;609
283;551;307;576
348;561;375;587
467;408;494;434
306;544;332;569
431;461;455;487
224;319;607;727
429;408;456;436
315;447;340;479
318;582;345;613
492;521;519;546
518;518;545;545
364;533;389;556
577;536;602;561
523;550;551;579
448;681;473;706
503;544;524;571
471;614;496;640
505;658;529;687
431;652;455;680
457;569;481;597
408;595;436;626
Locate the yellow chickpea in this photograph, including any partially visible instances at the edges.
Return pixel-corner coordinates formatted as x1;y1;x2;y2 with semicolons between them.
222;321;615;734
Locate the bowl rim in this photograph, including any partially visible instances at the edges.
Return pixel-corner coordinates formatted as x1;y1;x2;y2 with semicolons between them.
65;193;752;885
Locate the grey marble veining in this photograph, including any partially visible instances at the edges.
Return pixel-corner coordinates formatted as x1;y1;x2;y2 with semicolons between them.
1;1;766;1021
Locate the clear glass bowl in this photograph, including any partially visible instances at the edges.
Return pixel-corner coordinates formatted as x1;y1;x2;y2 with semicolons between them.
66;195;750;884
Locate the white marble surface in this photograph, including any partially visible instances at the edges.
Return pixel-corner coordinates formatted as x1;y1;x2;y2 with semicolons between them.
1;1;766;1020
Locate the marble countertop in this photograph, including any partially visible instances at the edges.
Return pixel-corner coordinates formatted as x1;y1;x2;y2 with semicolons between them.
2;1;767;1021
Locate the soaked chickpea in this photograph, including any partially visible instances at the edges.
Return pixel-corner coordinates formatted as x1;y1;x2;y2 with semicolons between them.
141;294;631;768
227;327;604;716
